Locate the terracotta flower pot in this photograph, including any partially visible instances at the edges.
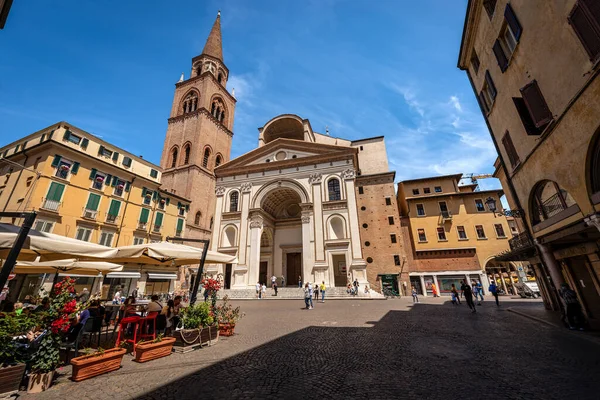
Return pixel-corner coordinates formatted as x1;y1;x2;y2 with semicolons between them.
0;364;26;396
134;337;176;363
27;370;54;393
70;347;127;382
218;323;235;336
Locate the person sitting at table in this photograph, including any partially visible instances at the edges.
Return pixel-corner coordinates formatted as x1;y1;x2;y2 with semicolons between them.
123;296;138;317
145;295;163;314
160;299;175;334
34;297;51;313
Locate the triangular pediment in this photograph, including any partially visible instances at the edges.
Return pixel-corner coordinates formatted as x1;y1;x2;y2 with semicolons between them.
215;138;357;177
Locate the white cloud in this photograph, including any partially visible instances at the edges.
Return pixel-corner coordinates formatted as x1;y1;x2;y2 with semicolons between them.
449;95;462;112
387;83;425;117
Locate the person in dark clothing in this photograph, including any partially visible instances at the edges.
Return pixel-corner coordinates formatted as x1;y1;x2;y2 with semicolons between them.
34;297;51;313
461;280;476;313
273;282;278;296
488;281;500;306
560;283;585;330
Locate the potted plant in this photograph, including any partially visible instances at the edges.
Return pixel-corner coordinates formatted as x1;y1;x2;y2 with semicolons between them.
0;312;42;397
134;334;176;363
173;302;216;349
201;277;221;308
70;345;127;382
27;333;60;393
214;295;244;337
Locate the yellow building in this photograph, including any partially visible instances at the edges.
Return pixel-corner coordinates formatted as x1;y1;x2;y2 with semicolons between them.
397;174;517;296
0;121;190;301
458;0;600;327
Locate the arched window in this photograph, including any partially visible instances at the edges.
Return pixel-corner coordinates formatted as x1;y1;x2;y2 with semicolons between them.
531;180;577;224
229;191;239;212
183;144;191;164
329;217;345;239
215;155;222;167
194;211;201;225
222;226;236;247
218;73;223;84
211;98;226;124
171;148;178;168
220;111;225;122
328;178;341;201
182;92;198;115
203;148;210;168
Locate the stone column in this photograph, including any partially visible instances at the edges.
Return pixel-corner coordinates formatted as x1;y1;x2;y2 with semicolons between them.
419;276;427;297
535;240;565;294
248;213;263;286
433;275;440;297
499;269;508;294
342;169;363;260
211;187;226;251
309;173;325;262
301;206;314;284
238;183;253;267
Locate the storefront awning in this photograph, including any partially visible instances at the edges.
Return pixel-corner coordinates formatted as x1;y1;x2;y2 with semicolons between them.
106;272;141;279
58;273;102;278
147;273;177;280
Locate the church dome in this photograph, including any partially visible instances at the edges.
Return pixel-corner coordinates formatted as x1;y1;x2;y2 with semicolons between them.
261;115;305;144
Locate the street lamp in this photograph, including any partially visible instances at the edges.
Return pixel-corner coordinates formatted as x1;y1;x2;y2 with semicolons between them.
485;196;526;218
485;197;497;213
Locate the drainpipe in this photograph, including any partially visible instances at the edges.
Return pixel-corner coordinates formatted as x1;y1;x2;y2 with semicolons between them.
115;176;135;246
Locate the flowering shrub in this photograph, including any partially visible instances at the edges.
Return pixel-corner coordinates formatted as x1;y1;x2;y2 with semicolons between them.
201;277;221;307
214;295;244;325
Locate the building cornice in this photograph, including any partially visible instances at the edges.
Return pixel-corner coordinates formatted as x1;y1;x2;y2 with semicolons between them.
175;70;236;104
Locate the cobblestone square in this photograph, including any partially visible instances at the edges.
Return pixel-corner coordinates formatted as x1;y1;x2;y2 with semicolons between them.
20;297;600;400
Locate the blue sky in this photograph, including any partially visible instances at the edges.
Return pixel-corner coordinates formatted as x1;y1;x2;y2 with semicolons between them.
0;0;501;190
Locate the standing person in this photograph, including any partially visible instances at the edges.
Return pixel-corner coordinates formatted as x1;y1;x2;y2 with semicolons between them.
461;279;476;313
451;284;461;304
488;280;499;307
559;283;585;330
131;287;139;299
314;283;320;302
320;281;326;303
261;283;267;299
271;275;277;288
255;282;261;299
411;286;419;303
113;288;122;305
281;275;285;287
353;279;359;296
298;275;302;288
171;296;183;329
77;288;90;303
307;283;314;309
476;281;484;302
273;281;278;296
471;281;481;306
431;282;440;297
303;283;311;309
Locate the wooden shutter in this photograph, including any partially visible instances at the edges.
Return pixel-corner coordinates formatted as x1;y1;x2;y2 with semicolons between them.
111;176;118;187
123;156;132;167
105;174;112;184
150;169;158;178
166;198;170;206
155;212;164;227
112;151;119;161
502;132;520;168
98;145;105;156
569;1;600;60
81;138;89;149
176;218;184;232
139;208;150;223
71;162;80;175
504;3;522;40
89;168;97;180
493;39;509;72
46;182;65;201
485;71;497;99
108;200;121;217
86;193;101;211
125;181;131;192
512;97;540;135
520;80;553;128
142;187;147;197
51;155;62;167
63;130;71;141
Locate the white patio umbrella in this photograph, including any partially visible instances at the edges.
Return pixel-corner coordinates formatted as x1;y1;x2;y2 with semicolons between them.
107;241;238;266
0;223;118;261
10;258;123;276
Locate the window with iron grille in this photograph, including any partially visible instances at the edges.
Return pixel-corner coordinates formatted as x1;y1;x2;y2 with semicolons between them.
229;191;239;212
328;179;341;201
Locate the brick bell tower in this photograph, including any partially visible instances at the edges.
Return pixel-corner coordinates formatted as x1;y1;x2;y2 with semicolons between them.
160;11;236;240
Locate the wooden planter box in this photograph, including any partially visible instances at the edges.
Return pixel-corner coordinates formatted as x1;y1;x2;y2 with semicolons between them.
70;347;127;382
218;323;236;336
0;364;26;397
172;324;219;353
27;370;54;394
134;337;176;363
200;324;219;345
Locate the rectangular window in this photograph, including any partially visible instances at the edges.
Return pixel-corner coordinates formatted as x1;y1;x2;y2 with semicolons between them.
176;218;184;236
416;204;425;216
114;179;126;197
495;223;507;238
84;193;101;219
385;197;391;205
390;234;397;244
569;0;600;61
520;80;553;129
133;236;145;245
457;226;468;240
412;188;420;195
358;186;364;194
502;131;520;168
417;229;427;242
107;199;121;223
388;216;395;225
394;255;401;266
81;138;89;149
99;146;113;158
34;220;54;233
476;225;487;239
479;71;497;113
150;169;158;178
123;156;132;167
44;182;65;211
483;0;497;19
475;199;486;212
470;50;480;74
54;158;72;180
99;231;114;247
154;212;164;232
92;171;107;190
437;227;447;241
66;131;81;145
423;187;431;194
434;186;442;193
75;227;92;242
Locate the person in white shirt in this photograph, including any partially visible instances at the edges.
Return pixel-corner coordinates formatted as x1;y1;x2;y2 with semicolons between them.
261;283;267;299
145;294;162;314
113;290;122;305
271;275;277;288
256;282;261;299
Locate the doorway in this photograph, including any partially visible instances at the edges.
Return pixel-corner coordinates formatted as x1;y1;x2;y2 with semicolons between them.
566;256;600;324
380;274;399;295
332;254;347;287
224;264;232;289
286;253;302;286
259;261;268;286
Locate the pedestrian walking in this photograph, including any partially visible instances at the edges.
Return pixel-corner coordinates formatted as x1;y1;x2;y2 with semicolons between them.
411;286;419;303
559;283;585;330
320;281;326;302
488;280;499;306
461;279;476;313
353;279;359;296
261;283;267;299
256;281;261;299
271;275;277;288
451;284;461;304
307;283;314;309
476;281;484;302
451;292;458;305
298;275;302;288
472;281;481;306
273;281;278;296
304;283;311;309
281;275;285;287
314;283;319;301
431;282;440;297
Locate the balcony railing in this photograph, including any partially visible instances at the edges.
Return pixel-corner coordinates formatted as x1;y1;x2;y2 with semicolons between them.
41;198;61;212
153;224;161;233
83;209;97;219
509;232;534;252
106;214;119;224
533;192;566;222
440;210;452;219
138;222;147;230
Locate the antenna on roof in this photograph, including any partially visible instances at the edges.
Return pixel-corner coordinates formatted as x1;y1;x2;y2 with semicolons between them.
325;126;330;136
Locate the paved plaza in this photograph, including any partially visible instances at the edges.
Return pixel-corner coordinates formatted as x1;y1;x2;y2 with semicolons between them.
22;297;600;400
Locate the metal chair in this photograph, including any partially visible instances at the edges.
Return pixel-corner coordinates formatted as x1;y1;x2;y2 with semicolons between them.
138;312;158;341
61;318;94;363
114;316;141;347
81;316;104;348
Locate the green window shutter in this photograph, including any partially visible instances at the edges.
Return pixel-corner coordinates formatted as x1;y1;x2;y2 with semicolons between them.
86;193;101;211
155;212;164;227
89;168;97;180
111;176;118;186
125;181;131;192
81;138;89;149
112;151;119;161
166;198;170;206
71;162;80;175
46;182;65;202
142;187;147;197
185;204;189;211
177;202;182;209
150;169;158;178
105;174;112;184
49;130;54;139
98;145;105;156
139;208;150;223
152;191;158;201
176;218;184;231
108;200;121;216
51;155;62;167
123;157;132;167
63;130;71;141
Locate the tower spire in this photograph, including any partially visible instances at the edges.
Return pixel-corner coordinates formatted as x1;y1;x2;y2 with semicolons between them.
201;11;223;62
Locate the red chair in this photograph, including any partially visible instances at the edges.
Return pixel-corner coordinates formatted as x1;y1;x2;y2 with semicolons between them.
138;312;158;341
115;316;141;347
